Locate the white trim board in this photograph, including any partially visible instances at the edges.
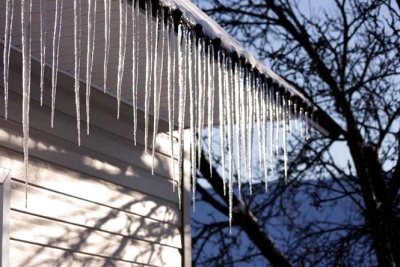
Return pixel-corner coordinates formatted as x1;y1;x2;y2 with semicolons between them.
0;167;11;267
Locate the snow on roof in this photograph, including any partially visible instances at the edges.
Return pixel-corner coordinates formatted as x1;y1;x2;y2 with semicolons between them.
160;0;314;109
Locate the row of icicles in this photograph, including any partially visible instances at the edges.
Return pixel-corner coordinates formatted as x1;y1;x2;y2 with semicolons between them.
2;0;314;228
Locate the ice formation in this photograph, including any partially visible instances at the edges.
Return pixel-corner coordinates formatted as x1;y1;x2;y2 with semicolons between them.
1;0;318;228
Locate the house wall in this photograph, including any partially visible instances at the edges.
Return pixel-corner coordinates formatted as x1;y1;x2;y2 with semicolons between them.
0;50;190;266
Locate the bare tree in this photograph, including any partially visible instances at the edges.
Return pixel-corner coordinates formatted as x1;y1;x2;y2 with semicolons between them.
192;1;400;266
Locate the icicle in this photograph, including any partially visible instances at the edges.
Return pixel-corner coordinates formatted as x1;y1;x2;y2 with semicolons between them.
177;24;187;209
208;44;215;176
39;0;46;106
188;32;197;210
218;51;227;195
282;93;288;182
305;110;310;140
255;78;263;171
247;72;254;194
234;62;242;196
287;98;292;135
103;0;111;93
152;9;165;174
275;91;280;157
74;0;81;146
167;18;177;191
261;82;268;191
299;106;304;138
225;58;234;231
197;39;206;168
241;68;248;184
268;85;274;176
294;100;298;131
116;0;127;119
21;0;32;208
3;0;14;119
144;0;153;152
132;0;139;145
51;0;64;128
86;0;97;135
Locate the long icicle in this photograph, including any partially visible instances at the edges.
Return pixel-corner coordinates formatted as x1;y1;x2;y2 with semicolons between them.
226;58;234;232
86;0;97;135
218;51;226;195
282;93;288;182
261;82;268;191
177;24;186;209
241;67;248;184
117;0;127;119
21;0;32;207
235;62;243;197
152;9;165;174
132;0;138;145
144;0;153;152
74;0;81;146
3;0;14;119
197;39;206;168
103;0;111;93
151;7;160;173
268;85;274;176
51;0;64;128
168;17;177;191
39;0;46;106
132;0;140;146
255;78;263;172
248;72;254;194
188;32;197;210
208;44;215;176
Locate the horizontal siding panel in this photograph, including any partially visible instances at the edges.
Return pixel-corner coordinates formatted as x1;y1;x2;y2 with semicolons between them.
0;149;181;225
10;240;144;267
10;211;181;266
3;89;177;181
0;121;179;203
11;181;182;248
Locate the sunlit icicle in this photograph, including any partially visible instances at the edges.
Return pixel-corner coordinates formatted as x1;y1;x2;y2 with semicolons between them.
177;24;187;209
299;107;304;138
167;18;177;191
208;44;215;176
275;91;280;157
103;0;111;93
268;85;274;176
132;0;139;145
261;82;268;191
152;9;165;174
51;0;64;128
86;0;97;135
255;78;263;171
39;0;46;106
287;98;292;135
116;0;127;119
305;110;309;140
3;0;14;119
247;72;254;194
218;51;227;195
225;58;234;231
144;0;153;152
293;100;298;131
239;68;249;185
234;62;242;196
282;93;288;182
151;7;160;173
74;0;81;146
197;39;206;168
21;0;32;207
188;32;197;210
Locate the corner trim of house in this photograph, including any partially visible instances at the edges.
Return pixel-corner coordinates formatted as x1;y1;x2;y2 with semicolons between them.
0;167;11;267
